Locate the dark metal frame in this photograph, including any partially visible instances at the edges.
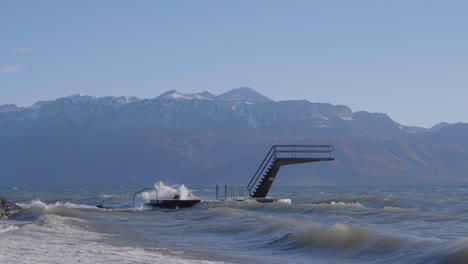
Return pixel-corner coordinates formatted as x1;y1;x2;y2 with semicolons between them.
133;188;159;208
246;145;334;197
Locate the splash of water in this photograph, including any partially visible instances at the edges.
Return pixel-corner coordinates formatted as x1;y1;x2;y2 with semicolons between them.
154;181;192;200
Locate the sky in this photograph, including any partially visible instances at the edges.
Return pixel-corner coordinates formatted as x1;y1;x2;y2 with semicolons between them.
1;0;467;128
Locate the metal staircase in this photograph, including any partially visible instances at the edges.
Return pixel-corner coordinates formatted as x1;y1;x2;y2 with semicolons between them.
247;145;334;198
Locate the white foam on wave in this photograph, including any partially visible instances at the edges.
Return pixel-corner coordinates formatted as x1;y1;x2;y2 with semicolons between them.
0;214;226;264
277;222;412;255
17;198;47;208
154;181;193;200
328;201;365;209
99;194;116;198
17;199;97;210
135;182;196;210
99;194;130;199
275;198;292;204
132;182;197;210
0;224;19;233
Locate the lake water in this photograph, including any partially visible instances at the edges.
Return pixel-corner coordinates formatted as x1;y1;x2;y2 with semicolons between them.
1;184;467;263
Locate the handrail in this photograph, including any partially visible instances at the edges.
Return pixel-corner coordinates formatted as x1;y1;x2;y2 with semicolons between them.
247;145;334;196
246;146;276;196
133;188;159;208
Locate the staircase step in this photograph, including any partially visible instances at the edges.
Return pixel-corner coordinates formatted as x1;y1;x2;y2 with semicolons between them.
249;145;334;198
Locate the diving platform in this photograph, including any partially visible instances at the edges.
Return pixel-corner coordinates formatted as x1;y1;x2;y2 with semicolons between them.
130;145;335;209
247;145;334;198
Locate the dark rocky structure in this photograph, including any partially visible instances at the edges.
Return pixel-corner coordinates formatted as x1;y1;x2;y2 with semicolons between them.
0;196;21;218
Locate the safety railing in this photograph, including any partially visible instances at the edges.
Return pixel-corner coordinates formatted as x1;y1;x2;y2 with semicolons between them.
246;145;334;196
133;188;159;208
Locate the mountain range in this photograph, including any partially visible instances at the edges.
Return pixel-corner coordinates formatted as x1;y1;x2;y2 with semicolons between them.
1;87;467;187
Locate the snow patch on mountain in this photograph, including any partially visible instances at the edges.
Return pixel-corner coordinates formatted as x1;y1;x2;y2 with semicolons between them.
314;121;329;128
115;96;140;104
62;94;140;105
157;90;214;101
316;115;329;121
400;125;427;134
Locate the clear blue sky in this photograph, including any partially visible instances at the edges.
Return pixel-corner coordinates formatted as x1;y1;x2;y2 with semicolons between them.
1;0;467;128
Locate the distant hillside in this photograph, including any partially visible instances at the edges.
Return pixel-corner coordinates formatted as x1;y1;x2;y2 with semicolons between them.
0;88;466;187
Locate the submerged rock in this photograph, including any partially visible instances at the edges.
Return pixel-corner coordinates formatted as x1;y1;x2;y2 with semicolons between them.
96;204;114;209
0;196;22;218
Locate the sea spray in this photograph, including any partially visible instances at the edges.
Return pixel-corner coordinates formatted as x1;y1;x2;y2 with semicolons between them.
133;182;195;209
153;181;193;200
18;199;96;210
0;224;19;233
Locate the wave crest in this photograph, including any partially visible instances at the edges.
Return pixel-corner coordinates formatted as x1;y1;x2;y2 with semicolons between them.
18;199;96;210
0;225;19;233
264;222;409;256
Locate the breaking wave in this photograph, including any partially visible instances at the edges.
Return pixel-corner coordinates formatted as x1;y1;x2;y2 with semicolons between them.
316;194;401;204
132;182;197;210
256;219;468;263
153;181;194;200
382;206;412;213
264;222;408;252
0;213;225;264
18;199;97;210
99;194;130;199
0;224;19;233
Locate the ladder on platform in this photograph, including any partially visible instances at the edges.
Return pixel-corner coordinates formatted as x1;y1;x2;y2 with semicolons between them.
247;145;334;198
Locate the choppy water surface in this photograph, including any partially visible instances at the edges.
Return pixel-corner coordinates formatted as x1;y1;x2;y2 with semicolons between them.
1;185;468;264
